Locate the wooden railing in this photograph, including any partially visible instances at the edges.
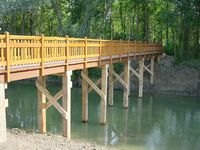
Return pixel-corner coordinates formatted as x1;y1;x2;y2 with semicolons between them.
0;32;162;81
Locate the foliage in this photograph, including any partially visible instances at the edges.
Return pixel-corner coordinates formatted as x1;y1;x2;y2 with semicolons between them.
0;0;199;61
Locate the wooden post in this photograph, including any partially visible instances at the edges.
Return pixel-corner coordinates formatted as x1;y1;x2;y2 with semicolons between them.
123;61;130;108
108;64;114;106
100;65;108;124
40;34;45;76
5;32;10;82
150;57;154;84
138;58;144;98
37;76;46;134
0;83;8;143
62;71;72;139
85;37;88;68
99;38;102;66
65;35;69;71
82;69;88;122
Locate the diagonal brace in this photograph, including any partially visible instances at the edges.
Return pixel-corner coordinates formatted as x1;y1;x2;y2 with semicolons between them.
88;78;101;93
129;67;143;81
112;70;128;89
81;71;105;99
144;65;153;76
36;81;69;120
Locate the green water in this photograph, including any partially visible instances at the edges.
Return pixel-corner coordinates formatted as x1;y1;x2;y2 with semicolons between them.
6;82;200;150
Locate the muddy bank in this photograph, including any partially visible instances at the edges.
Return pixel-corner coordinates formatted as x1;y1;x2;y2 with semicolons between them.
127;55;200;96
0;128;110;150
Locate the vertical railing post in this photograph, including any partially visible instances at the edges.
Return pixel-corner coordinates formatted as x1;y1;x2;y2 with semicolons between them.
99;38;102;66
40;34;45;76
5;32;10;82
85;37;87;68
65;35;69;71
109;40;112;64
120;39;122;61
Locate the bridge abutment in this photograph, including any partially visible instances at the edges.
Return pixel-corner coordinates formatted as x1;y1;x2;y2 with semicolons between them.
0;83;8;143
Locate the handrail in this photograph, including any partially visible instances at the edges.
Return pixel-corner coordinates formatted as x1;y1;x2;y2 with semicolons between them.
0;32;162;82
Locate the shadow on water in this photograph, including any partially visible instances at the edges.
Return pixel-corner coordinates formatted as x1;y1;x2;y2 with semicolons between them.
6;82;200;150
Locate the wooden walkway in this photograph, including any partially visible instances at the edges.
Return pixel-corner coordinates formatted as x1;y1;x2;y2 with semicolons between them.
0;32;162;142
0;32;161;82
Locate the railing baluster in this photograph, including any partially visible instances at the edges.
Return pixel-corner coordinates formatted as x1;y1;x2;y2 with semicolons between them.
5;32;10;82
85;37;87;68
40;34;44;76
99;38;102;66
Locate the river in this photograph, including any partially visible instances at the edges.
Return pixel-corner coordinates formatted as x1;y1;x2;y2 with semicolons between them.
6;82;200;150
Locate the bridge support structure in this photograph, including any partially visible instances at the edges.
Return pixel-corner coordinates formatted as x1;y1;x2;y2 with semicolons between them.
108;61;130;108
0;83;8;143
81;65;108;124
36;71;72;139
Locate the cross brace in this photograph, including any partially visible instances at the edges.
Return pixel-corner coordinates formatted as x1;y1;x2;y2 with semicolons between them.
36;81;69;120
81;71;105;99
144;64;153;76
130;67;143;81
112;70;128;89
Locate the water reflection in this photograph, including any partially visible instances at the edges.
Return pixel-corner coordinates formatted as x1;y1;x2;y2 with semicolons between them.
6;82;200;150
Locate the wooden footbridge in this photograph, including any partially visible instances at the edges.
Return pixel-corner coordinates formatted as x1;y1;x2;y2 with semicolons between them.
0;32;162;142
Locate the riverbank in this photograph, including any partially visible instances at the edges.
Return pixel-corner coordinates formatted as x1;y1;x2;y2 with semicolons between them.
143;55;200;96
0;128;110;150
115;55;200;96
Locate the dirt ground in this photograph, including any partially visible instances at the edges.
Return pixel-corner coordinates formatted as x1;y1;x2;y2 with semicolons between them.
0;128;110;150
114;55;200;96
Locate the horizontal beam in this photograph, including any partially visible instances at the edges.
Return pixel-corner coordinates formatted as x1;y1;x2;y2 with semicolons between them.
0;53;162;83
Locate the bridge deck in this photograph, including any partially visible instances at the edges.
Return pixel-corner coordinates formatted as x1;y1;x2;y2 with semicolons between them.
0;33;162;82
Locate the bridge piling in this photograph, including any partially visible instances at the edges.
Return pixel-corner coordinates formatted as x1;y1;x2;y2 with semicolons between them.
108;61;130;108
150;57;155;84
0;83;8;143
123;61;130;108
81;65;108;125
138;58;144;98
37;76;47;134
62;71;72;139
82;69;88;122
36;71;72;139
100;65;108;124
108;64;114;107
